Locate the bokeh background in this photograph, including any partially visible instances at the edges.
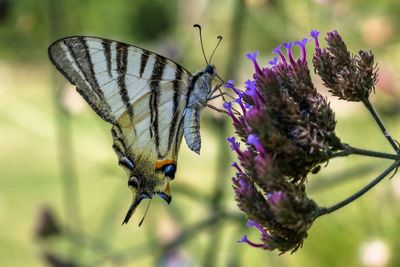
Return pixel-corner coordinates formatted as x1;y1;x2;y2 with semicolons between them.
2;0;400;266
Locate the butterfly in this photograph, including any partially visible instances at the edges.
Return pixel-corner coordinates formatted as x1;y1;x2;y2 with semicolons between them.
48;34;219;224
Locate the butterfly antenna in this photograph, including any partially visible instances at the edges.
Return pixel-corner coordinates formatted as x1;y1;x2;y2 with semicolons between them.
193;24;209;65
138;198;152;227
209;35;222;64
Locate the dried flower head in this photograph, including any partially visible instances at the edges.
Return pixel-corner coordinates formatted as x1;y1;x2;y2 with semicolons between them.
225;30;345;253
313;30;378;101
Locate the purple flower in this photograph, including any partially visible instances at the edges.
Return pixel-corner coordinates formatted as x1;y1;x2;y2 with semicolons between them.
223;102;240;124
283;42;295;64
238;220;268;248
246;51;262;74
227;136;242;155
225;80;235;89
311;29;320;48
226;29;343;253
234;97;246;114
238;235;267;248
273;45;287;65
247;134;266;156
295;38;310;62
268;57;279;66
232;162;243;174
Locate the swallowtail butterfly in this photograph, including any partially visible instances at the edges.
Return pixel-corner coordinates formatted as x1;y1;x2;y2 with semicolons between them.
48;34;219;224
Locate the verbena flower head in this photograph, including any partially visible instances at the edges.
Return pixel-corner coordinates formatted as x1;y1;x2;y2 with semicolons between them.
313;30;378;101
225;30;345;253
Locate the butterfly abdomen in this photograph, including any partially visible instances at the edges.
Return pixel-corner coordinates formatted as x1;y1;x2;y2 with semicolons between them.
183;106;202;154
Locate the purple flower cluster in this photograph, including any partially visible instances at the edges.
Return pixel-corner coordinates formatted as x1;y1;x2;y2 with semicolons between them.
225;30;346;253
313;30;378;101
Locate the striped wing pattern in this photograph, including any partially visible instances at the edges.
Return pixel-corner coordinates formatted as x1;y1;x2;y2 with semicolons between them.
48;36;192;162
48;36;217;224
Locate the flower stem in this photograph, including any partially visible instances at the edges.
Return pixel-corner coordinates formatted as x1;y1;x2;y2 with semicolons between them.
331;144;400;160
317;159;400;217
363;97;399;153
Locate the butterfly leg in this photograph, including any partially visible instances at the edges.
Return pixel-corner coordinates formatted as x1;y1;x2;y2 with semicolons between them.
206;103;229;115
209;83;236;99
206;85;230;115
208;83;223;98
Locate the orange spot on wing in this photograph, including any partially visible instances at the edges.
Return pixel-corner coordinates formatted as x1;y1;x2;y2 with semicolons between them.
155;159;176;170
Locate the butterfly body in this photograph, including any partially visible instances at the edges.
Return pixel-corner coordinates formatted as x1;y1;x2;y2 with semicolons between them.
48;36;216;223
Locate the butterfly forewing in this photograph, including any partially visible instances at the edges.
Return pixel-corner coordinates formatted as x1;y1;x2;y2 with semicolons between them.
49;37;189;115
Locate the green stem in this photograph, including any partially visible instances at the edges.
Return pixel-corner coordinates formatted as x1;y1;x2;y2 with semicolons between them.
317;159;400;216
48;0;83;260
363;97;399;153
331;144;400;160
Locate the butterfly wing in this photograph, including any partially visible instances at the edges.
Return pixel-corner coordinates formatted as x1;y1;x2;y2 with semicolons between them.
48;36;192;122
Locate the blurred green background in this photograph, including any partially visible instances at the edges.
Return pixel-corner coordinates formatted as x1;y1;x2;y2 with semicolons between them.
2;0;400;266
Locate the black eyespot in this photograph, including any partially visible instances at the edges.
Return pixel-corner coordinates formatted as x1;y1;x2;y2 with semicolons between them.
128;176;139;188
205;64;214;75
164;164;176;179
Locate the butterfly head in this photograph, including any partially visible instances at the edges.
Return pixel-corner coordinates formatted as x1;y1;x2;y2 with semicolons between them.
204;64;217;80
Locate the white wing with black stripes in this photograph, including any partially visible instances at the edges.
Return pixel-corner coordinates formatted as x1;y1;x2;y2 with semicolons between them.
48;36;217;224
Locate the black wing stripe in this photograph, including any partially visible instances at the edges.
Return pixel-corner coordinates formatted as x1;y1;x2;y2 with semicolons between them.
168;64;183;152
139;50;150;78
116;42;134;121
65;38;106;102
149;55;167;158
101;39;113;78
60;38;114;123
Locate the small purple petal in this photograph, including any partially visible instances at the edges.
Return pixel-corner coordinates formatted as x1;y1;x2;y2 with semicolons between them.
244;80;257;98
234;97;246;114
247;134;266;155
273;45;287;65
246;220;266;234
234;176;249;194
311;29;320;48
294;38;310;62
227;136;241;154
233;97;242;105
283;42;295;64
223;101;241;122
237;235;265;248
223;101;232;112
225;80;235;89
244;80;263;108
246;50;258;61
245;79;256;91
232;162;244;174
268;57;279;66
246;51;262;74
245;91;259;109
